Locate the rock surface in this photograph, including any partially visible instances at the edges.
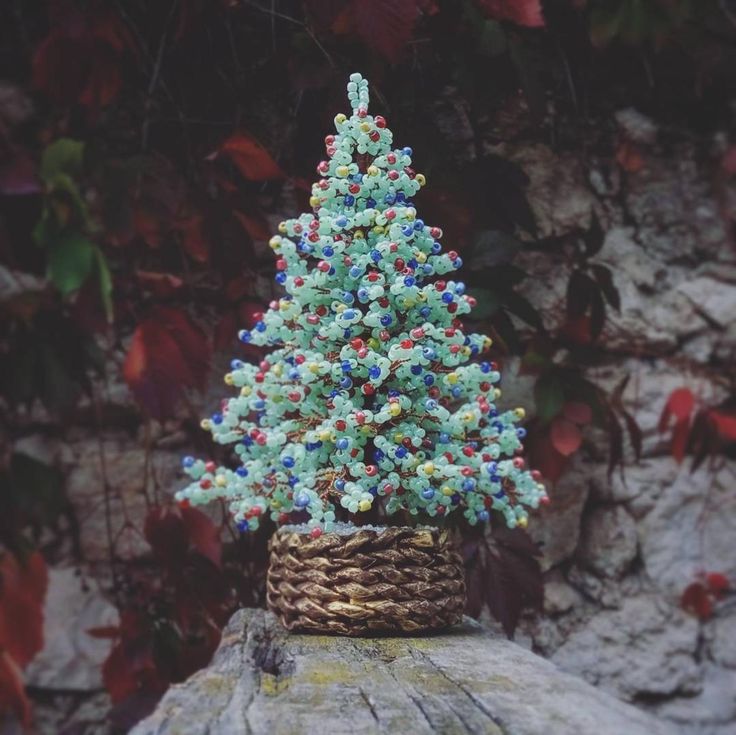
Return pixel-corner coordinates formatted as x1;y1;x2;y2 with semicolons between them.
131;609;675;735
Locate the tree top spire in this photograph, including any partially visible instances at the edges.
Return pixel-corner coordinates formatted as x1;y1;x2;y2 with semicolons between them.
347;72;370;115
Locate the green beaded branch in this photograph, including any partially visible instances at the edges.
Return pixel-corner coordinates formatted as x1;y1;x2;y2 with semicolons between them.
176;73;548;535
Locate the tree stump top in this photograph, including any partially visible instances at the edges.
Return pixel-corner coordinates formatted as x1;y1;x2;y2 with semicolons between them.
132;609;675;735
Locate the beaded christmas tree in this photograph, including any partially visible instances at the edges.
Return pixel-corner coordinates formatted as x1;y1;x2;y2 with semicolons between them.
177;73;547;537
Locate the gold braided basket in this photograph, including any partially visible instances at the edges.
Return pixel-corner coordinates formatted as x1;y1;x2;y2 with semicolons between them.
266;526;466;636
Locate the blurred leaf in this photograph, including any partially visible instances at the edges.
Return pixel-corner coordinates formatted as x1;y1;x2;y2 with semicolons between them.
217;133;284;181
589;285;606;339
40;139;84;182
534;370;565;421
351;0;418;63
0;651;30;727
181;507;222;568
550;416;582;456
477;0;545;27
566;269;594;318
47;233;95;296
471;230;521;267
591;263;620;311
680;581;712;620
562;401;592;425
95;247;114;322
477;19;507;56
583;214;604;256
466;288;501;319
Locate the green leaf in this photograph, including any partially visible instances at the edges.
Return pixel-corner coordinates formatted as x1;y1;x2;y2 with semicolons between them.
40;139;85;182
95;247;114;322
470;230;521;268
534;370;565;422
478;20;507;57
47;233;94;296
467;288;501;320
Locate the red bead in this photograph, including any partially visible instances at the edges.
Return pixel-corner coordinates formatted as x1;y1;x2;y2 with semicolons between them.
205;461;216;473
288;392;300;402
462;446;474;457
382;482;393;495
513;458;525;469
200;479;212;489
448;303;458;313
394;258;405;270
387;153;396;164
335;419;347;431
400;339;412;348
369;130;380;142
324;135;335;145
255;372;264;383
402;437;413;448
540;495;551;506
450;345;460;353
365;465;377;477
375;116;386;128
444;452;454;462
379;330;390;341
435;280;446;291
276;259;287;270
387;170;399;181
310;527;323;539
349;183;360;194
294;277;304;287
295;354;306;364
315;305;327;316
448;250;458;260
367;272;380;282
430;227;442;239
357;347;368;358
410;328;424;339
317;260;330;272
436;505;446;515
279;512;290;524
385;209;396;220
308;231;320;242
362;384;375;396
355;411;365;424
179;498;190;508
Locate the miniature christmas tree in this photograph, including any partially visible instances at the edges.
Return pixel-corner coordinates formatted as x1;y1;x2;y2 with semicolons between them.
177;73;547;536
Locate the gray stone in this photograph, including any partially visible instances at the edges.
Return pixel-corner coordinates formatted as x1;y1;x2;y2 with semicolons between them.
579;505;638;578
25;567;118;691
638;461;736;597
676;276;736;328
551;594;701;701
709;613;736;669
615;108;658;144
131;609;676;735
543;570;582;615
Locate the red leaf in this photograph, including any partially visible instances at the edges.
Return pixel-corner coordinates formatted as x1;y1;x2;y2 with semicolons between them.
181;507;222;568
143;507;189;568
668;388;695;421
562;401;592;426
560;315;593;345
681;582;712;620
477;0;545;27
526;426;570;483
123;307;210;420
550;417;583;456
710;410;736;441
0;552;48;668
218;133;284;181
671;417;690;463
0;651;31;727
705;572;730;599
177;214;209;263
351;0;418;63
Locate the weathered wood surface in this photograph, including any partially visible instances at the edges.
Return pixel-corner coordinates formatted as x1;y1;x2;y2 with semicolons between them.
132;609;676;735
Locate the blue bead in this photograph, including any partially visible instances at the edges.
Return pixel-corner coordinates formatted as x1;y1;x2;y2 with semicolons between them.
462;478;476;492
403;147;413;156
455;282;465;294
478;510;489;522
423;374;434;386
380;314;392;326
288;476;299;487
328;267;335;275
349;266;362;278
343;309;355;319
451;387;462;398
431;241;441;253
486;462;498;474
254;399;265;409
369;366;381;379
340;377;352;388
411;365;422;375
182;456;194;468
242;437;253;447
343;329;352;339
357;288;369;300
423;347;436;359
439;433;449;444
323;246;334;257
404;276;415;287
238;330;251;343
336;215;348;227
370;249;382;262
425;399;437;410
407;259;417;268
275;272;286;284
517;428;527;438
342;291;354;304
341;360;352;372
230;359;244;370
420;307;431;318
294;492;310;508
454;257;463;268
374;449;385;462
422;488;435;500
396;447;407;458
255;321;266;332
329;389;339;397
414;220;424;231
442;292;453;304
366;197;376;207
336;438;349;450
395;192;406;203
344;195;354;206
212;413;223;424
369;485;378;496
402;226;413;237
388;389;400;397
335;479;345;490
236;466;248;477
384;194;396;205
480;362;490;373
237;520;249;532
289;369;300;380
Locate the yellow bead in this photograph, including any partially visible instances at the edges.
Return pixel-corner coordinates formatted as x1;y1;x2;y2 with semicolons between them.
415;251;427;264
335;113;346;124
389;403;401;417
271;500;282;509
336;304;346;313
278;221;287;233
358;499;372;512
415;173;426;186
394;433;403;442
336;165;349;178
367;165;379;176
483;337;493;349
517;516;528;529
354;229;364;239
309;362;319;373
424;462;435;475
447;372;458;385
319;430;331;441
442;486;453;496
368;338;379;350
515;407;526;419
215;475;227;487
495;388;502;399
241;386;252;397
373;225;384;234
224;374;234;386
269;236;281;250
417;292;427;302
309;196;321;208
462;347;471;356
360;122;371;132
200;419;211;430
405;210;415;221
463;412;473;422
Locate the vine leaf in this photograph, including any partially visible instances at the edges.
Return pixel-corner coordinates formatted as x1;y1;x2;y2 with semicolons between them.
216;133;284;181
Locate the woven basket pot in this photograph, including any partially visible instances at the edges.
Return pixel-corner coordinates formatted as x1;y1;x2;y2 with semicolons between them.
266;526;466;636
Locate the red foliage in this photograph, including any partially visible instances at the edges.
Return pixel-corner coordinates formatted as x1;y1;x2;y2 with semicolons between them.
659;387;695;463
681;573;730;620
550;417;582;456
477;0;545;27
0;552;48;727
144;506;222;569
217;133;285;182
123;307;211;421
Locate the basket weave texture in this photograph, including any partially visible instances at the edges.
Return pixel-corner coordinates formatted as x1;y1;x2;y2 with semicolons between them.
266;526;466;636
